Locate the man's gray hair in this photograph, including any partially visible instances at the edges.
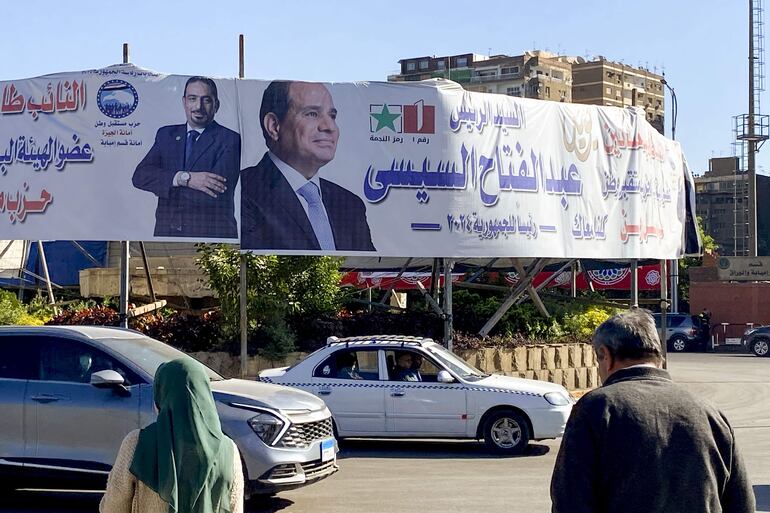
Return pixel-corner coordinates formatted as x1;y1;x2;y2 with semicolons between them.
593;309;662;361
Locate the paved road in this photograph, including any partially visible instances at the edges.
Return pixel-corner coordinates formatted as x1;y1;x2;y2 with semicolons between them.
5;352;770;513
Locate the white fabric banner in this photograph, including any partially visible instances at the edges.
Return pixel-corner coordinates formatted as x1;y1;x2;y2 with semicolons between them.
0;64;691;258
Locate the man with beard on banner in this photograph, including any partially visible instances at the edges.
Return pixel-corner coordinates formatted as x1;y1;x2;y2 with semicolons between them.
133;76;241;238
240;80;375;251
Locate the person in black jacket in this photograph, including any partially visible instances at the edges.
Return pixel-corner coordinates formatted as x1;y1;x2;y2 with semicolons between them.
133;76;241;238
551;308;754;513
240;80;375;252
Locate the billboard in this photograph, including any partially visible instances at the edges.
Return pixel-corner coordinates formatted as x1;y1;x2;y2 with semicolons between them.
0;64;695;259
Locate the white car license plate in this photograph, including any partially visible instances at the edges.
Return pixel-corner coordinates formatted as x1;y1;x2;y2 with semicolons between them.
321;438;335;462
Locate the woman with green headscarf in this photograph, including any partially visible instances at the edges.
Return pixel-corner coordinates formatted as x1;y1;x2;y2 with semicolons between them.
100;358;243;513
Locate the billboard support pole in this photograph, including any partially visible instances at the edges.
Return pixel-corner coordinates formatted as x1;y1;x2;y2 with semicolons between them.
515;259;575;306
118;43;131;329
659;259;668;369
512;259;550;318
17;241;29;301
443;258;454;350
238;34;249;379
630;260;639;309
139;242;156;302
36;241;57;314
240;256;248;378
379;258;413;306
571;260;578;298
428;258;439;301
119;241;130;328
479;258;548;337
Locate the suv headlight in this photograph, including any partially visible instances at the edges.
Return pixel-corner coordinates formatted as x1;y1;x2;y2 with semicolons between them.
544;392;571;406
745;328;757;336
248;412;286;445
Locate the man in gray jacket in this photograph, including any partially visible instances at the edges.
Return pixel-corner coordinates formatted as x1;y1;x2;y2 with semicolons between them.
551;309;754;513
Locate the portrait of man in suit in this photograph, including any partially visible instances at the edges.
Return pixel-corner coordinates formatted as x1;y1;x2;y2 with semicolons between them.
133;76;241;238
240;80;376;251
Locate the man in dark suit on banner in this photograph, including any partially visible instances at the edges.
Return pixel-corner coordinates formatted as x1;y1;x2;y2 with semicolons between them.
240;80;375;251
133;76;241;238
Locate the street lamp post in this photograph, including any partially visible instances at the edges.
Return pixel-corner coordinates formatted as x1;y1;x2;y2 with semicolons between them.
661;76;679;314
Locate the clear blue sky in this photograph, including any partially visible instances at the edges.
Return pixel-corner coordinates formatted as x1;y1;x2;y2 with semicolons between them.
0;0;761;174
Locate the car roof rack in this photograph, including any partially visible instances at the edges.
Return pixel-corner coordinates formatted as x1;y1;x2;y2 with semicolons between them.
325;335;434;347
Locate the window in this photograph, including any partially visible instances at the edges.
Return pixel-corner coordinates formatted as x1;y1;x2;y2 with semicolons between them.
419;60;429;70
0;336;37;379
506;86;521;96
606;87;612;94
314;349;379;380
38;337;137;385
406;61;416;71
545;86;551;96
385;349;442;382
501;66;519;75
456;57;468;67
436;60;445;70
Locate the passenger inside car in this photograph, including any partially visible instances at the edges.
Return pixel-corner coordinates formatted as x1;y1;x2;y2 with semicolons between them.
335;352;362;380
393;352;421;382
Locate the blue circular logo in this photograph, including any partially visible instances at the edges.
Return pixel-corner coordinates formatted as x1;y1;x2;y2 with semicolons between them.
97;79;138;118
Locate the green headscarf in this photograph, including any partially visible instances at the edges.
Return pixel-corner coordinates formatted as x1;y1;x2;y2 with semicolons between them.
129;357;235;513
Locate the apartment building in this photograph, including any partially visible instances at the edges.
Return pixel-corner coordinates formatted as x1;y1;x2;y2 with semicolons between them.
390;51;665;132
695;156;770;256
572;57;665;133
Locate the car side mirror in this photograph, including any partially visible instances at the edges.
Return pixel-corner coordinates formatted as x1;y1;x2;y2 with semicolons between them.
437;370;454;383
91;369;125;387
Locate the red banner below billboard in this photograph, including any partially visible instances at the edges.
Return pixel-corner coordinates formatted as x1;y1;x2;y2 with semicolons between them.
341;265;662;291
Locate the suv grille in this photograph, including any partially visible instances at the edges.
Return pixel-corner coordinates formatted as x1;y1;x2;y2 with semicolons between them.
277;418;334;449
262;459;338;481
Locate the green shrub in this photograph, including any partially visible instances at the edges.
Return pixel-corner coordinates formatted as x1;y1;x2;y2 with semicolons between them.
562;305;621;337
452;287;622;341
196;244;342;359
0;290;48;325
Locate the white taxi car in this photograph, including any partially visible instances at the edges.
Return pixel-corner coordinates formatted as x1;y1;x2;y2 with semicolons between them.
260;335;573;454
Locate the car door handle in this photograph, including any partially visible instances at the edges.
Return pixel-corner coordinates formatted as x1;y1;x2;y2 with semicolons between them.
390;390;405;397
30;394;63;403
317;389;332;396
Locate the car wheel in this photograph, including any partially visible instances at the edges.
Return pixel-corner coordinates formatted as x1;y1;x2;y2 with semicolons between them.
669;336;688;353
751;338;770;357
482;410;530;455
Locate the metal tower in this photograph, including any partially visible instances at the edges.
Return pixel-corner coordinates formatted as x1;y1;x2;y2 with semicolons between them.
735;0;770;256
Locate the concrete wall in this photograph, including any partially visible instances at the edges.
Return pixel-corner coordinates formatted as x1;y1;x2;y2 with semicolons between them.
190;342;599;391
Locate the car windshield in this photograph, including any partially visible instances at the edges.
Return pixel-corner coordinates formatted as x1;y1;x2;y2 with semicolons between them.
425;344;487;380
97;335;224;381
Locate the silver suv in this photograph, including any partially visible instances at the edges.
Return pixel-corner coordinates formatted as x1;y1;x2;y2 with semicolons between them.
652;313;707;352
0;326;337;496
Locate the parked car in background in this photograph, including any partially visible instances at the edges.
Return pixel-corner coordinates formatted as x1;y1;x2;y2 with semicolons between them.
653;313;708;352
260;335;573;455
742;325;770;356
0;326;337;496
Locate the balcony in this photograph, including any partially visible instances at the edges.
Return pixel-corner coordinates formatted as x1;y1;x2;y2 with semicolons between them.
469;72;522;83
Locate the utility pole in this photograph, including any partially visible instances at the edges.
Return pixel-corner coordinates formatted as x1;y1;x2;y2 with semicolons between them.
749;0;758;257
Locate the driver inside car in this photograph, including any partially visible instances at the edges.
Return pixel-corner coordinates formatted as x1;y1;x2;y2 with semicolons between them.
394;352;421;382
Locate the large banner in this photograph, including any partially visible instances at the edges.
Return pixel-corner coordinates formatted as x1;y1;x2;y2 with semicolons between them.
0;64;695;258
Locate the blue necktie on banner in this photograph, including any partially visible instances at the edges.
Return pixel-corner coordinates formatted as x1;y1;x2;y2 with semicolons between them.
298;181;336;250
184;130;199;170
